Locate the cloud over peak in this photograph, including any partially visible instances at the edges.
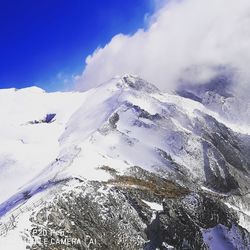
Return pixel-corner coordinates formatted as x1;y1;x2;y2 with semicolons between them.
75;0;250;97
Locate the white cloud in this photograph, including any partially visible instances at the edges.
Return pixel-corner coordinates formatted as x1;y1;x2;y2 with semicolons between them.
75;0;250;96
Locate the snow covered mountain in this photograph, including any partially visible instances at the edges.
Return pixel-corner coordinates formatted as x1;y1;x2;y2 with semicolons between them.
0;75;250;249
177;74;250;125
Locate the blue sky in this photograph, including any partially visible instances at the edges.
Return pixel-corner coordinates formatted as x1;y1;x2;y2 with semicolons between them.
0;0;154;91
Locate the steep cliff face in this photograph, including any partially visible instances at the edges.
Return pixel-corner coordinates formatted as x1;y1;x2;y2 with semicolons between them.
0;75;250;249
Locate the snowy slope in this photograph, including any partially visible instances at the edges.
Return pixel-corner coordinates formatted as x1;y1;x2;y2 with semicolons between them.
0;87;87;204
1;75;250;209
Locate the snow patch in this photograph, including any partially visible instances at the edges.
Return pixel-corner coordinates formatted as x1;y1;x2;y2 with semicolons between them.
142;200;163;211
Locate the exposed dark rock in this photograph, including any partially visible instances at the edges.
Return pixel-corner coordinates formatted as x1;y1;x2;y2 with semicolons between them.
109;112;119;129
22;168;250;250
28;113;56;125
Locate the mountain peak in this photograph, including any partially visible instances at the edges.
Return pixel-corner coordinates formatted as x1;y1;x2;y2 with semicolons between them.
120;74;160;93
95;74;160;95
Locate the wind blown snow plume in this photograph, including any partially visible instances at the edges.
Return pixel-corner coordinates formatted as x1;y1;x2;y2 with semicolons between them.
75;0;250;98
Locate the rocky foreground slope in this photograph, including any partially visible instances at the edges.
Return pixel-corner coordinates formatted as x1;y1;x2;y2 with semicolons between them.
0;75;250;249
